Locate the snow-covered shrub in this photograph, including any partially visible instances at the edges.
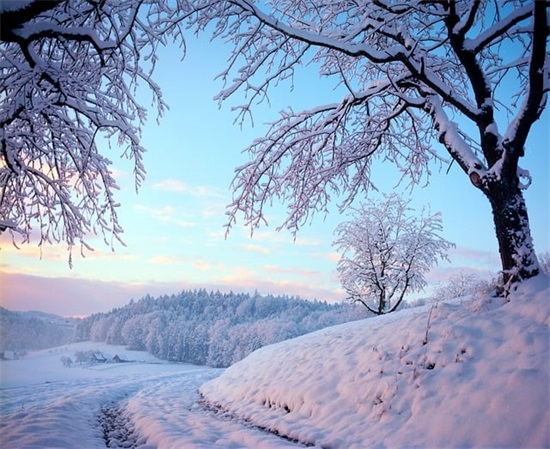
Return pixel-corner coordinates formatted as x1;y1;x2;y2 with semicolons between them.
539;251;550;274
432;272;494;301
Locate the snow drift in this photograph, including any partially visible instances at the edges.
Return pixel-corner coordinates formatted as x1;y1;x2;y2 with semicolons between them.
200;275;550;448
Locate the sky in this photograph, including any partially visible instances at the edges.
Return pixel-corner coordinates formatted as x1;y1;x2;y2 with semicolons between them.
1;32;549;317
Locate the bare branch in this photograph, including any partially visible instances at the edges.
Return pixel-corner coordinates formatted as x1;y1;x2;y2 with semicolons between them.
504;1;549;155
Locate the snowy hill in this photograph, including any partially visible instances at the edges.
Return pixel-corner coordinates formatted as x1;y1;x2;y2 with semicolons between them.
200;274;550;448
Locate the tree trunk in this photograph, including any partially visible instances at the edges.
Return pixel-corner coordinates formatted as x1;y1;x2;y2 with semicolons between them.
485;180;540;292
378;292;386;315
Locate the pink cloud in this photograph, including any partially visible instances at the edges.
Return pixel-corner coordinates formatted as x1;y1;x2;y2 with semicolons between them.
321;251;341;262
1;272;139;317
447;246;500;269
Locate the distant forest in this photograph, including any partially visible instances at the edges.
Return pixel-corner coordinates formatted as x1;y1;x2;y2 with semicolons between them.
0;307;76;352
74;290;371;367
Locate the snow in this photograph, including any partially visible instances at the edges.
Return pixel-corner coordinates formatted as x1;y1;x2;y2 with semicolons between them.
2;276;549;448
201;274;550;448
0;342;297;448
463;5;533;53
0;1;35;14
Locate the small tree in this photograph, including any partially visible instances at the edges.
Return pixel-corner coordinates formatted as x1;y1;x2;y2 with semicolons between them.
334;194;454;315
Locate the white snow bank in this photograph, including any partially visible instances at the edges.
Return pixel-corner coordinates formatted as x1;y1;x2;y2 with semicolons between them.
200;275;550;449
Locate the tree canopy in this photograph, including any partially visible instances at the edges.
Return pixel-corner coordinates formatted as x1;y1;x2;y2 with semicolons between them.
1;1;547;290
0;0;185;261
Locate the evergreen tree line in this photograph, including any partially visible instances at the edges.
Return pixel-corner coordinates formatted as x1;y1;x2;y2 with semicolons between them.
73;290;371;367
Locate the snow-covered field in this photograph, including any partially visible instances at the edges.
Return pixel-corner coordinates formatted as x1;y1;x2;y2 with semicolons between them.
1;275;549;448
0;343;299;448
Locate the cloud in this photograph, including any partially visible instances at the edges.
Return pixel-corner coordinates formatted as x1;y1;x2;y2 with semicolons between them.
293;236;323;247
0;237;71;263
135;204;177;221
263;264;319;278
425;264;498;286
323;251;341;262
223;276;345;303
148;255;186;266
152;179;189;192
152;179;224;198
1;242;105;269
202;200;226;219
243;229;294;245
1;271;232;317
448;246;500;265
192;259;218;271
0;272;142;317
206;263;344;302
134;204;196;228
239;244;271;255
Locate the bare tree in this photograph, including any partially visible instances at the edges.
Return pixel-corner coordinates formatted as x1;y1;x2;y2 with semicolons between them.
334;194;454;315
186;0;548;292
0;0;185;262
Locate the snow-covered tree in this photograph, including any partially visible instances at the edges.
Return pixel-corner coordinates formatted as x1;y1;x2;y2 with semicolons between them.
187;0;548;292
0;0;184;259
334;194;454;315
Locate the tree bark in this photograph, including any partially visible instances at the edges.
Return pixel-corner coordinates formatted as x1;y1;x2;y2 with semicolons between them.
484;179;540;292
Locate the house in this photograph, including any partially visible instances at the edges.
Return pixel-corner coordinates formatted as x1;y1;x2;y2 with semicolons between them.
0;350;16;360
92;352;107;363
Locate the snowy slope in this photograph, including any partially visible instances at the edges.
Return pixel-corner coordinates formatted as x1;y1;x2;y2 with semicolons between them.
200;274;550;449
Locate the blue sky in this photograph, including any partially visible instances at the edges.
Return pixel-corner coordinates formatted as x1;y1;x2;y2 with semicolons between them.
1;34;549;317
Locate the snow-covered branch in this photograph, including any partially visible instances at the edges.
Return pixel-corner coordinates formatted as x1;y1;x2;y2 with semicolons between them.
0;0;187;254
190;0;544;286
502;1;548;155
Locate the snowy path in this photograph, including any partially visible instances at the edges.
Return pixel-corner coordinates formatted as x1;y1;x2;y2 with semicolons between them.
0;345;304;449
124;371;305;449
